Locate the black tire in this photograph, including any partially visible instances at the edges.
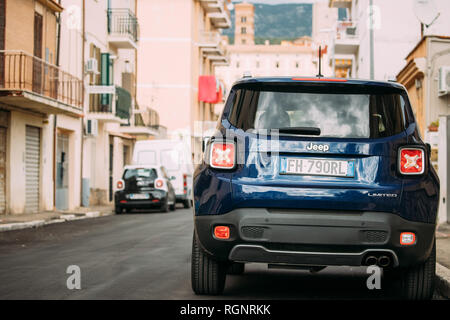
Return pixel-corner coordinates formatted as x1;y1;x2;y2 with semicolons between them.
399;240;436;300
183;199;191;209
227;262;245;275
115;206;122;214
161;198;170;213
170;202;176;211
191;232;226;295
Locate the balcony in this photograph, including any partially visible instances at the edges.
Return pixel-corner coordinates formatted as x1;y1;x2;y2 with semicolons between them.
87;85;131;123
198;31;229;64
118;106;160;137
333;20;359;55
0;51;83;116
199;0;231;29
107;9;139;49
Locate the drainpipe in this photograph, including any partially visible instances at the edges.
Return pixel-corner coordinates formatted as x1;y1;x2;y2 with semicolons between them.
80;0;86;206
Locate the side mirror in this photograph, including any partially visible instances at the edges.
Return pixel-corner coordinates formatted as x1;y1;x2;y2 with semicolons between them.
202;136;211;153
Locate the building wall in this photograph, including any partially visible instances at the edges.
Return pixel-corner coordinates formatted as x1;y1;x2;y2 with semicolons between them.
350;0;450;81
137;0;194;133
5;0;58;63
234;2;254;45
426;38;450;129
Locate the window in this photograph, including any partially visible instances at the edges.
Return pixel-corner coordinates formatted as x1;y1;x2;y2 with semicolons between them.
123;168;158;180
236;61;240;68
256;61;260;68
242;39;246;44
241;16;247;23
228;86;407;139
275;61;279;68
241;27;246;34
295;62;299;68
137;151;156;165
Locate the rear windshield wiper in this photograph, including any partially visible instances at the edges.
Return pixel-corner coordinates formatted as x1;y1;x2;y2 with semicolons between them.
277;127;321;136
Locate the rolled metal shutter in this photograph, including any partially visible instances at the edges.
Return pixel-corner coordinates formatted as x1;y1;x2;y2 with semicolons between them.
0;126;6;214
25;125;40;213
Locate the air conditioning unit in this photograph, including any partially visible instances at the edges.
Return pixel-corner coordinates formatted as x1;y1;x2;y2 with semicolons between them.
438;66;450;96
85;58;99;74
85;119;98;136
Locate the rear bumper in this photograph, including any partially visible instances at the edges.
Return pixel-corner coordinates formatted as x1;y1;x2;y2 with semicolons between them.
194;208;436;268
115;190;167;209
115;199;166;209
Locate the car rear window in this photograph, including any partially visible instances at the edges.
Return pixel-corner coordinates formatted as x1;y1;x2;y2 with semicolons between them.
228;85;407;139
123;168;158;180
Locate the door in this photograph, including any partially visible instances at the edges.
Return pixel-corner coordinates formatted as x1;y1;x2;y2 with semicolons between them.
32;12;43;94
0;110;7;214
55;133;69;210
25;125;40;213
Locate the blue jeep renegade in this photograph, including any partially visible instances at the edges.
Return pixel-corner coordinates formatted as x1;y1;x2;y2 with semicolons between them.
191;77;439;299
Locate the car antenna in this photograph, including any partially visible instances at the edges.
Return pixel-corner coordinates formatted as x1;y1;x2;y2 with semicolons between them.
316;46;323;78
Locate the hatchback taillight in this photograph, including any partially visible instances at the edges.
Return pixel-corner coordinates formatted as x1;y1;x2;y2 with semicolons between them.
399;147;425;175
116;180;124;190
155;179;164;189
210;142;235;169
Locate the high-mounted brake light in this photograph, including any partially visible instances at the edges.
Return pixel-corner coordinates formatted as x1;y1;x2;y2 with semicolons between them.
210;142;235;169
155;179;164;189
398;147;425;175
291;77;347;82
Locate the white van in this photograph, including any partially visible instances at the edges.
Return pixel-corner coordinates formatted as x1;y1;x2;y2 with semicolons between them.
132;140;193;208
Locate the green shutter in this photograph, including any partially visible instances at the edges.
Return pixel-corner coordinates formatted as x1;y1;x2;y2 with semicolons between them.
101;53;110;107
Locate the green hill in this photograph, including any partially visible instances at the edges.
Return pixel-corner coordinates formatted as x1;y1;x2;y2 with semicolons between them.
223;2;313;44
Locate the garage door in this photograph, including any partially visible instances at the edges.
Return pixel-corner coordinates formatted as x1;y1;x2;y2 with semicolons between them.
25;125;40;213
0;126;6;214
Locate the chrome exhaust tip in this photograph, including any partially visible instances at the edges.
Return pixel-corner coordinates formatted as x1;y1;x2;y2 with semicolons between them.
378;256;391;268
364;256;378;266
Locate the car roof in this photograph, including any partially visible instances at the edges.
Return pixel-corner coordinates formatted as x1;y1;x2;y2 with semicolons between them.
232;76;405;90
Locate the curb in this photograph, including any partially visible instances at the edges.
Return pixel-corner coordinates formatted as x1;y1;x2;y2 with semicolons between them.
436;263;450;299
0;210;113;232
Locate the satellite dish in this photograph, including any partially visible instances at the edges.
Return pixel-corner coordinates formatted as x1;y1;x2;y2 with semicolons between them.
414;0;439;27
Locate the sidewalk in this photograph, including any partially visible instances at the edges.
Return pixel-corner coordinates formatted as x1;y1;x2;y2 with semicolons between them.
437;223;450;298
0;205;113;232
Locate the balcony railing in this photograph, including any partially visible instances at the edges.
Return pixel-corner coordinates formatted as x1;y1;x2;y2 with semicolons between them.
107;9;139;43
0;50;83;109
88;85;131;120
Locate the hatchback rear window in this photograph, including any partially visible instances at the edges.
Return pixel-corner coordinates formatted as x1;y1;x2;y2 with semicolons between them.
123;168;158;180
228;85;407;139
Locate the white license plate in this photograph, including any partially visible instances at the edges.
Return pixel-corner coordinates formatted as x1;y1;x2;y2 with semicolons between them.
129;193;150;200
280;157;355;177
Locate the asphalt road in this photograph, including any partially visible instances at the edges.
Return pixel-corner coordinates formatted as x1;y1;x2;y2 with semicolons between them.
0;207;444;300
